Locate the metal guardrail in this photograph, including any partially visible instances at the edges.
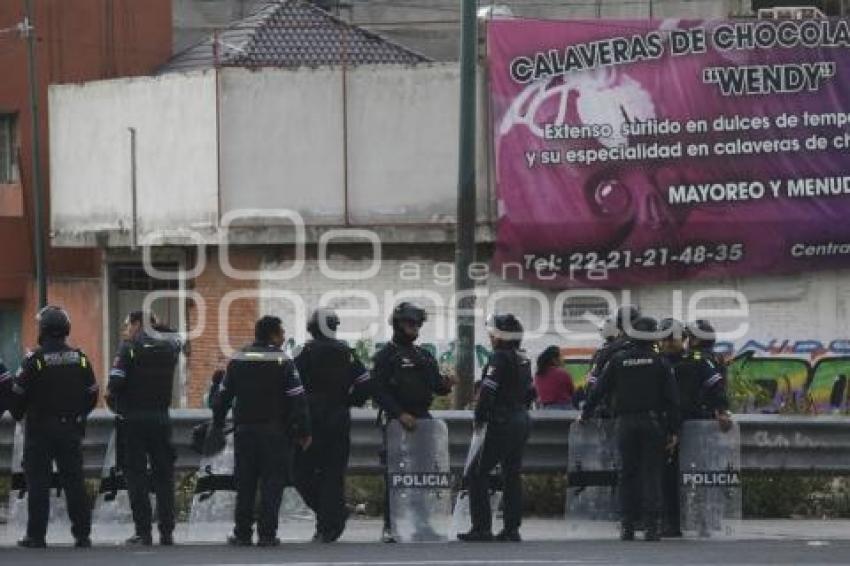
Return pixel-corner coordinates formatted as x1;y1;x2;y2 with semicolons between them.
1;410;849;475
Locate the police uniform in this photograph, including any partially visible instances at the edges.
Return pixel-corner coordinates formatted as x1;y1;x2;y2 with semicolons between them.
108;329;181;543
466;347;534;539
584;336;631;415
293;336;372;542
582;331;679;540
213;343;311;544
372;339;451;535
660;349;686;536
12;339;98;546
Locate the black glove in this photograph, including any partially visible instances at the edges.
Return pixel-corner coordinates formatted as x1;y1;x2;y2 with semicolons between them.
203;423;226;457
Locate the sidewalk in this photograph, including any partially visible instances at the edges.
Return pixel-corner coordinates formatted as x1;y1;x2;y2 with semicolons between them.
2;518;849;546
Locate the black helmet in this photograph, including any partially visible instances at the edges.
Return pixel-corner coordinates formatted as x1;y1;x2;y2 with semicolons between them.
486;313;524;344
390;302;427;327
37;305;71;338
307;308;340;339
659;318;685;340
626;316;658;343
686;319;716;347
614;305;641;331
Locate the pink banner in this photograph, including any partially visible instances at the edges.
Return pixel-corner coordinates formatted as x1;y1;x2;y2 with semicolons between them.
489;18;850;288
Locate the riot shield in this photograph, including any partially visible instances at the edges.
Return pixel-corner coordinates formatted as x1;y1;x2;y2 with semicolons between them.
679;420;741;539
565;419;620;538
187;431;314;543
5;423;73;544
450;425;502;538
387;418;452;542
187;431;237;542
92;426;155;541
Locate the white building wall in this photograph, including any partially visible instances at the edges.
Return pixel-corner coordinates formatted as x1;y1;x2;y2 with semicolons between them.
49;71;219;244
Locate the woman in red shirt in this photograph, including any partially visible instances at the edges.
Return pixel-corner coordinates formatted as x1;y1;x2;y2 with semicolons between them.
534;346;575;409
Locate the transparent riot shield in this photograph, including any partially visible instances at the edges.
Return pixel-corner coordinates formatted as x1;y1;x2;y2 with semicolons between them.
387;419;452;542
451;424;494;538
187;431;237;543
565;420;620;538
5;422;73;544
187;431;313;543
92;426;154;541
679;420;741;539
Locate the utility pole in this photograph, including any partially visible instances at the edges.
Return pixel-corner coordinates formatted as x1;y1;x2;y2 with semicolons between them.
454;0;477;409
24;0;47;309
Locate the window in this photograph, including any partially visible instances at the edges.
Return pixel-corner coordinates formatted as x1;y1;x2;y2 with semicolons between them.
562;296;611;324
0;114;16;184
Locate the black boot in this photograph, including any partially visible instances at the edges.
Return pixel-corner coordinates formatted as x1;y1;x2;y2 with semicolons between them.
458;530;493;542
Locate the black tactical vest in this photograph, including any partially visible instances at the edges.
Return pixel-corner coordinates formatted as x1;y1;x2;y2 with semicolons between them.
386;344;434;414
301;339;353;409
230;351;287;425
122;337;178;414
28;348;91;418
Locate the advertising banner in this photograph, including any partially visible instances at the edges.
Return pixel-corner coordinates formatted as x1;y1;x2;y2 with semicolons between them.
489;18;850;287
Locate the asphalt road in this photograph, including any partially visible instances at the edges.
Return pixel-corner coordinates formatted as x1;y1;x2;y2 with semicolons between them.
1;539;847;566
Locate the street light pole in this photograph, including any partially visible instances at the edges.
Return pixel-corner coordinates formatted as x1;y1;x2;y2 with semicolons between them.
24;0;47;309
454;0;477;408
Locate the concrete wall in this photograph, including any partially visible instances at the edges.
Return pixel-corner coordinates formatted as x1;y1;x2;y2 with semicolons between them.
49;71;219;245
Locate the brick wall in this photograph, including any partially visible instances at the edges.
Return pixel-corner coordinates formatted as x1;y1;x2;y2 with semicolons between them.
185;248;261;407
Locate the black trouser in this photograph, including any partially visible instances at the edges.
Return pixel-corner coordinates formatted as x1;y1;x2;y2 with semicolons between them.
616;413;665;531
468;410;530;534
662;443;680;533
233;424;291;540
294;408;351;537
123;417;176;537
23;418;91;541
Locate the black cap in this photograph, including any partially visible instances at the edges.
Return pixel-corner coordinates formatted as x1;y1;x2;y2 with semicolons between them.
659;318;684;339
307;308;340;338
626;316;658;343
37;305;71;338
390;302;427;326
686;319;716;345
615;305;641;331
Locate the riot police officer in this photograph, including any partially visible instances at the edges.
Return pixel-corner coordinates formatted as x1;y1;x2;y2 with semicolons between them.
580;316;679;542
658;318;686;537
459;314;535;543
585;305;641;398
293;308;374;543
679;320;731;427
372;302;453;543
211;316;312;547
107;311;181;546
11;306;98;548
662;319;731;537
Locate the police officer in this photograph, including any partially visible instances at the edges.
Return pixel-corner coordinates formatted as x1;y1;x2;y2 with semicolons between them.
580;316;679;542
293;308;374;543
372;302;453;543
585;305;641;401
459;314;534;543
664;319;731;537
11;306;98;548
211;316;312;547
658;318;687;537
107;311;181;546
679;320;731;429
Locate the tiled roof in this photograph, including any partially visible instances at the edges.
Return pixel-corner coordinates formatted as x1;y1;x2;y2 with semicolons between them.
160;0;429;73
